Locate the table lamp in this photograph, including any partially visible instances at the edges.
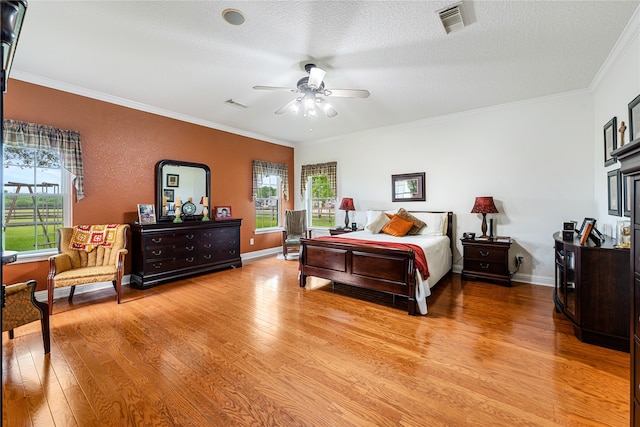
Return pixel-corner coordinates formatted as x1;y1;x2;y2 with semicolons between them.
471;196;498;238
339;197;355;229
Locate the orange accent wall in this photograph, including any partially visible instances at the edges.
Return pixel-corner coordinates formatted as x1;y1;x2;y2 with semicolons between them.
2;79;294;290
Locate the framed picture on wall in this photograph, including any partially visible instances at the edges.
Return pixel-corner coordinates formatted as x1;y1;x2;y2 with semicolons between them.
608;169;622;216
629;94;640;142
391;172;426;202
166;173;179;188
163;189;174;203
604;117;618;166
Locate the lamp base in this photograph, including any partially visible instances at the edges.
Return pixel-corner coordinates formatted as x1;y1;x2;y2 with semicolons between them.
344;211;350;229
479;213;488;238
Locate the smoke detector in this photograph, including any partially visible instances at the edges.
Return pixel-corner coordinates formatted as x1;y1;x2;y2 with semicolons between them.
437;3;465;34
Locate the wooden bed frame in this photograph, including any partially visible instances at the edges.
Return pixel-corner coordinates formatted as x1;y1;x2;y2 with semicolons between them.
299;211;454;315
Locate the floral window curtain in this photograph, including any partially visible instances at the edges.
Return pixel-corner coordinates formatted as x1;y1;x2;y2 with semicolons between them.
300;161;337;199
252;160;289;201
3;119;85;200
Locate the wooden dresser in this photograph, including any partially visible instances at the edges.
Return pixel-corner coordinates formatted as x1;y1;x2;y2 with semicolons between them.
130;220;242;289
611;139;640;425
553;232;629;351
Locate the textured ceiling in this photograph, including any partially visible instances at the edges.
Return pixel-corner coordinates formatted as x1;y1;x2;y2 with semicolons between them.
8;1;640;145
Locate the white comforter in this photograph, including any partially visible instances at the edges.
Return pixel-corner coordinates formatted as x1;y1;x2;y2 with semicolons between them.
333;231;452;314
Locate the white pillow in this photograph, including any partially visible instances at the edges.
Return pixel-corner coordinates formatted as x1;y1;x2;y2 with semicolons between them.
410;212;447;236
365;211;390;233
365;210;384;225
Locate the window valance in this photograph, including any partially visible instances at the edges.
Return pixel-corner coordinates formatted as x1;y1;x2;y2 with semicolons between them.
3;119;85;200
252;160;289;201
300;161;337;199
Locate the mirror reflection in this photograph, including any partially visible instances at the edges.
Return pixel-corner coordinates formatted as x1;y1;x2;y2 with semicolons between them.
156;160;210;221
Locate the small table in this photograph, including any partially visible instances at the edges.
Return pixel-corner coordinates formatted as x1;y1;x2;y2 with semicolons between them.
461;237;513;286
329;227;362;236
2;250;18;265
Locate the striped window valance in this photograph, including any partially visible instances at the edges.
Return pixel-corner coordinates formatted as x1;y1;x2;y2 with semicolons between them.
3;119;85;200
300;161;337;199
252;160;289;201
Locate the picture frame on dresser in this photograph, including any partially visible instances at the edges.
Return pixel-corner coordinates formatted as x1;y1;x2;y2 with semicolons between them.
629;93;640;141
603;117;617;166
166;173;179;188
576;217;596;235
215;206;232;219
607;169;621;216
137;204;156;225
163;189;174;203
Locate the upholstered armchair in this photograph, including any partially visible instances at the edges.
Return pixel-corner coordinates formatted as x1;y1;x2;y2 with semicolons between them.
2;280;50;354
47;224;129;314
282;210;310;260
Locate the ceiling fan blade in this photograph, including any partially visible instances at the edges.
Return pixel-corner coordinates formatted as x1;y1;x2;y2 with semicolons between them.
325;89;370;98
253;85;296;92
274;98;300;115
307;67;327;89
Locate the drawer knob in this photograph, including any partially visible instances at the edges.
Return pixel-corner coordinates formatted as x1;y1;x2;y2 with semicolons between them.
204;254;212;259
204;243;212;249
186;257;195;263
480;251;490;257
480;263;490;269
186;234;195;240
152;238;162;243
152;262;163;269
152;250;162;256
186;246;195;251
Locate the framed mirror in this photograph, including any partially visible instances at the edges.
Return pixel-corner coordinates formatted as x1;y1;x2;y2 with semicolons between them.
156;160;210;222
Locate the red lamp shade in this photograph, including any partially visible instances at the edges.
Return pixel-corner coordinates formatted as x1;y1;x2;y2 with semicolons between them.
339;197;355;211
470;196;498;214
471;196;498;238
339;197;355;229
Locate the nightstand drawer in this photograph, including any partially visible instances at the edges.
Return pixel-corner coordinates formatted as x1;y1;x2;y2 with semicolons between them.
463;259;507;276
464;245;507;262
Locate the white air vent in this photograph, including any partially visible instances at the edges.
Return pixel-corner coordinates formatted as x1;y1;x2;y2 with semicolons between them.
438;3;465;34
225;99;248;109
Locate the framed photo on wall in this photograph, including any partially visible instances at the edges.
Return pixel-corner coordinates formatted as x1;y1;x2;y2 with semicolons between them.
166;173;179;188
604;117;618;166
608;169;622;216
629;94;640;142
163;189;174;203
215;206;232;219
391;172;426;202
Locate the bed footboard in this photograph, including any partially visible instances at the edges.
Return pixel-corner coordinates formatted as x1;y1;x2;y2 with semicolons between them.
299;238;418;315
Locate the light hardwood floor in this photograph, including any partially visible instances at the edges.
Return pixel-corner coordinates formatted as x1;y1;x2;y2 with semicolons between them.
3;256;629;426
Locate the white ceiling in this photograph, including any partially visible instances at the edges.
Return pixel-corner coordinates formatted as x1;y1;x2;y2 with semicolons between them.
8;1;640;146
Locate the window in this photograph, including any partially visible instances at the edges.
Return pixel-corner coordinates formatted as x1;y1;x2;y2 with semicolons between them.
252;160;289;231
301;162;337;228
2;120;84;255
255;174;281;229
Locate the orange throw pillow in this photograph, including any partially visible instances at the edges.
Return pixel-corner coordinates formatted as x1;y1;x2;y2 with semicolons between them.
382;215;414;237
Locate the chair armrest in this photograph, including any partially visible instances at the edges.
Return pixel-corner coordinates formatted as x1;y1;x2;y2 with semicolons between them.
48;253;72;276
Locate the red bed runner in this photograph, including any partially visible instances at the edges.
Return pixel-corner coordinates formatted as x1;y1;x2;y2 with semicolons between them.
314;236;430;279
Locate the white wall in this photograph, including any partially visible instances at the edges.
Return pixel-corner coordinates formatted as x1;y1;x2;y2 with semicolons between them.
295;9;640;287
295;91;594;285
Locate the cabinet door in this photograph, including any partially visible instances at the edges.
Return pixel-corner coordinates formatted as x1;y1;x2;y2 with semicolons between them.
564;249;577;320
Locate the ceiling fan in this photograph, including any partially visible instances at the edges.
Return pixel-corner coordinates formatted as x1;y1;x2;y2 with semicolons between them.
253;63;370;118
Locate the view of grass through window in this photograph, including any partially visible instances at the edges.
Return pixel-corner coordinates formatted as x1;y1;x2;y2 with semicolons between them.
309;175;335;227
255;175;279;229
3;146;64;252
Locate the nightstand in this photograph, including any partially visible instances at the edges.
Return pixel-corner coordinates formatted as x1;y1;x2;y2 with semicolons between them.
329;228;362;236
461;237;513;286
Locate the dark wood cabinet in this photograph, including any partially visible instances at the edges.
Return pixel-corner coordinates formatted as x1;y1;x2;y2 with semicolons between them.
611;139;640;425
130;220;242;289
329;227;362;235
553;232;629;352
461;238;512;286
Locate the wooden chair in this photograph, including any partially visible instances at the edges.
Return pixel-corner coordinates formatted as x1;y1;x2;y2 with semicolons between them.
2;280;51;354
47;224;129;314
282;210;310;260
